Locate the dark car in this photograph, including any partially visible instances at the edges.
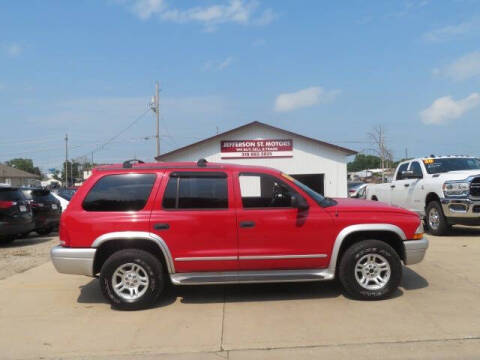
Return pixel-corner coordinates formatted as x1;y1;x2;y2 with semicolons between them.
20;188;61;236
56;188;76;201
0;186;35;244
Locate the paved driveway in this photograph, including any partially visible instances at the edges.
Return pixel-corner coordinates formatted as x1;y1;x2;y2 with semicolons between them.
1;228;480;359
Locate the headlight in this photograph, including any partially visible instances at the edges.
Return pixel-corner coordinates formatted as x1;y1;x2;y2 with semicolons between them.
442;181;470;197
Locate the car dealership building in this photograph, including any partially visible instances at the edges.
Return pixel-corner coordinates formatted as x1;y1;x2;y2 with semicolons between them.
155;121;356;197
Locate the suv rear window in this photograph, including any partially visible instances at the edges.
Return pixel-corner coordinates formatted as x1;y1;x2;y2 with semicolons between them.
22;189;57;203
0;188;24;201
83;174;156;212
162;172;228;210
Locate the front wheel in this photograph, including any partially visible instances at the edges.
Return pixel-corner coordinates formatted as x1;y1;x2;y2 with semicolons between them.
339;240;402;300
425;201;449;236
100;249;164;310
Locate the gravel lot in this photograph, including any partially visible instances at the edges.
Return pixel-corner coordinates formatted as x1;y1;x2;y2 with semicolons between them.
0;233;58;280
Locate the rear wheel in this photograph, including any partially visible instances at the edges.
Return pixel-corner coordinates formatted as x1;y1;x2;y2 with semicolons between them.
339;240;402;300
100;249;164;310
425;201;449;236
36;227;52;236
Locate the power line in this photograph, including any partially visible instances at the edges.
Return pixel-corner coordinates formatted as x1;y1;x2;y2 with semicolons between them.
74;108;151;161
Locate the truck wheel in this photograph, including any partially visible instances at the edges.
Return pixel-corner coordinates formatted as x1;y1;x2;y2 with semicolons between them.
425;201;449;236
339;240;402;300
100;249;164;310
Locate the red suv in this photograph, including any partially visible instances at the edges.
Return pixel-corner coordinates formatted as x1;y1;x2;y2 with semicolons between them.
51;160;428;310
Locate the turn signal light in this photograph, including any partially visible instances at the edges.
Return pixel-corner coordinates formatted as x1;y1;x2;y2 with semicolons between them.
412;232;424;240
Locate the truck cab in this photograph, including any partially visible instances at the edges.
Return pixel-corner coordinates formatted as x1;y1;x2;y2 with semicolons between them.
367;156;480;235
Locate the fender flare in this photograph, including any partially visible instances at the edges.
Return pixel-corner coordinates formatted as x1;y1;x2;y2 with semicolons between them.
328;224;407;274
92;231;175;273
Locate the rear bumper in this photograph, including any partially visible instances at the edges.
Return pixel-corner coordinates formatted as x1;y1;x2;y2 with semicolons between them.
0;221;35;236
50;245;96;276
34;214;60;230
403;238;429;265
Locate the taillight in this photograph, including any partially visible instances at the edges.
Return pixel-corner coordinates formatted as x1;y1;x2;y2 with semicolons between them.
0;201;16;209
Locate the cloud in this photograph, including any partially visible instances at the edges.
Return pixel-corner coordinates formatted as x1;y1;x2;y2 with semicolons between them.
203;57;234;71
420;93;480;125
118;0;276;30
4;43;22;57
423;19;477;42
436;51;480;81
129;0;165;19
274;86;341;112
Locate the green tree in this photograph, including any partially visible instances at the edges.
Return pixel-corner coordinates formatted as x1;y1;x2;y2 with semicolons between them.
347;154;382;172
6;158;42;177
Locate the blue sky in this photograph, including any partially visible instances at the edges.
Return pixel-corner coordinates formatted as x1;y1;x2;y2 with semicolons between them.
2;0;480;171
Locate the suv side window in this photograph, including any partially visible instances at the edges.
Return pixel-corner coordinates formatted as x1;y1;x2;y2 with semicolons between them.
162;172;228;210
82;174;156;212
396;163;409;180
410;161;423;178
239;173;295;208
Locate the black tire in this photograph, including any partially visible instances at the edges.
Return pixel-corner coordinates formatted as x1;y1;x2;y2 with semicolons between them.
425;201;449;236
100;249;164;310
371;196;378;201
36;227;52;236
0;235;16;245
339;240;402;300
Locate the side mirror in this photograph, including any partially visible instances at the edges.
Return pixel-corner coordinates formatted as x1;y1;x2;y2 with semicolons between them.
402;170;422;179
291;194;309;210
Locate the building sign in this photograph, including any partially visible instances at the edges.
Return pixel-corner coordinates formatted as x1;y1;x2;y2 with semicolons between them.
220;139;293;159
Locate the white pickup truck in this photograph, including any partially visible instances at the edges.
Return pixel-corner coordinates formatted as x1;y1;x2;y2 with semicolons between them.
366;156;480;235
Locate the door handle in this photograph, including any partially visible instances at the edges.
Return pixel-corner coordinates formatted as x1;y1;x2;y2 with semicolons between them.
390;185;396;189
404;183;410;187
240;221;255;228
154;223;170;230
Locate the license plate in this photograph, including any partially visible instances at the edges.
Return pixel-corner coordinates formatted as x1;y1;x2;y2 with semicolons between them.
19;205;27;212
51;204;58;210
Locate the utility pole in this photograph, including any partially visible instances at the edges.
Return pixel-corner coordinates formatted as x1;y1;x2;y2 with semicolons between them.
155;81;160;158
64;134;68;187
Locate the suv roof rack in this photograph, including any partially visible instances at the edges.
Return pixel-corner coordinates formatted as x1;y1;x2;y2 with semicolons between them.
122;159;145;168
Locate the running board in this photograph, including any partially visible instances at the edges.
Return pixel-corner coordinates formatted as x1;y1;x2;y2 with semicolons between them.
170;269;334;286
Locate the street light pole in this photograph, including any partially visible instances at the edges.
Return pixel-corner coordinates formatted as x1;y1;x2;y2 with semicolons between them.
64;133;68;187
155;81;160;158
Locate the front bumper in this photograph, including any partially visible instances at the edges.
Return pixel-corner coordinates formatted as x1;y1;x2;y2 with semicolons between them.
441;198;480;219
404;238;429;265
50;245;96;276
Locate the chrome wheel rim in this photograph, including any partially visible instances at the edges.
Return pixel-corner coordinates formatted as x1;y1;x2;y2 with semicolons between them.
354;254;391;290
112;263;149;301
429;207;440;230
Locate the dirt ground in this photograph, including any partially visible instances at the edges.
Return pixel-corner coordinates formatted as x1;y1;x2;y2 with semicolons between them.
0;233;58;280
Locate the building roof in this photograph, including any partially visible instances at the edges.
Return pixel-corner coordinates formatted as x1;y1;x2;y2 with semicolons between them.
155;121;357;161
0;163;40;179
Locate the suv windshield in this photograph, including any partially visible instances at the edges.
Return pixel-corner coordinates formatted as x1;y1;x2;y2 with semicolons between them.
424;158;480;174
282;174;334;207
